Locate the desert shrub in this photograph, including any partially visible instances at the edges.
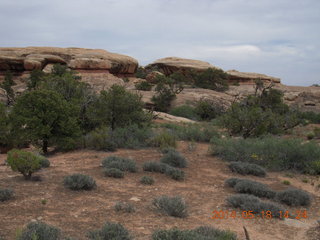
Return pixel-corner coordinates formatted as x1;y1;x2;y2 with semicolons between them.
152;195;188;218
102;156;137;173
193;226;237;240
195;99;225;120
275;189;311;206
152;131;177;149
39;156;50;168
135;81;152;91
297;111;320;124
0;188;14;202
165;167;185;181
228;162;266;177
114;202;135;213
104;168;124;178
307;132;315;140
17;221;61;240
143;161;168;173
7;149;42;180
140;176;155;185
226;194;285;219
232;179;276;199
282;180;290;185
160;149;187;168
87;221;132;240
135;66;148;79
211;136;320;174
63;174;96;191
169;105;198;120
193;68;229;92
225;178;242;188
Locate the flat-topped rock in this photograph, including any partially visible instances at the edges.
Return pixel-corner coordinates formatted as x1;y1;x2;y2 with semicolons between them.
227;69;281;84
0;47;138;74
145;57;220;75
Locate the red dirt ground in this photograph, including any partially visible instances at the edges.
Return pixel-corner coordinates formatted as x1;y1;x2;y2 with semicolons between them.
0;142;319;240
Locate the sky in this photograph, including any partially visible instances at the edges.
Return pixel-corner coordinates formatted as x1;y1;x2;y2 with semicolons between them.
0;0;319;86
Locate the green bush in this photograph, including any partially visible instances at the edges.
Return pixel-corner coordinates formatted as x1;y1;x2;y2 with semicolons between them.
211;136;320;174
233;179;276;199
87;221;132;240
114;202;135;213
39;156;50;168
226;194;285;219
140;176;155;185
152;131;177;149
193;226;237;240
102;156;137;173
165;167;185;181
160;149;187;168
228;162;266;177
0;188;14;202
17;221;61;240
195;99;225;120
275;189;311;206
297;111;320;124
193;68;229;92
135;66;148;79
225;178;242;188
143;161;168;173
169;105;198;120
104;168;124;178
7;149;42;180
63;174;96;191
135;81;152;91
152;195;188;218
282;180;290;185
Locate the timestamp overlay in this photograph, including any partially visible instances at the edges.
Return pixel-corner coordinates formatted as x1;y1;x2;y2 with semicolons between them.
211;210;308;220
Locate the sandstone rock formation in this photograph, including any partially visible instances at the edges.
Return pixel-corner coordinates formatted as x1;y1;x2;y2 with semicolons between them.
226;69;281;84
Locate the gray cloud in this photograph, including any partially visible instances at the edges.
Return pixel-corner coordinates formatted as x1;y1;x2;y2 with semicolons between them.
0;0;319;85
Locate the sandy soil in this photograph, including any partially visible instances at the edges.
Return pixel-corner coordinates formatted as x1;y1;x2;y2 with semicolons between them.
0;142;319;240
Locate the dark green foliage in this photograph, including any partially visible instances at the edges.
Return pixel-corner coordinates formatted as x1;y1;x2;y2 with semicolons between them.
152;131;177;149
114;202;135;213
165;166;185;181
225;178;242;188
211;136;320;174
0;188;14;202
298;111;320;124
152;195;188;218
135;66;148;79
152;226;237;240
135;81;152;91
169;105;199;120
226;194;285;219
90;84;151;130
275;189;311;206
7;149;42;180
195;98;225;120
193;68;229;92
17;221;61;240
39;156;50;168
228;162;266;177
11;89;80;153
140;176;155;185
0;102;13;149
160;149;187;168
151;75;184;112
104;168;124;178
63;174;96;191
143;161;168;173
232;179;276;199
87;221;132;240
27;69;46;90
102;156;137;172
0;70;16;106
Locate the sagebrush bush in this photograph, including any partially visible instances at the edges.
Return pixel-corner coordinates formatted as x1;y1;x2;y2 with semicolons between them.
7;149;42;180
63;174;96;190
102;156;137;173
226;194;285;219
228;162;266;177
275;189;311;206
104;168;124;178
143;161;168;173
225;178;242;188
39;156;50;168
17;221;61;240
232;179;276;199
87;221;132;240
194;226;237;240
140;176;155;185
0;188;14;202
211;136;320;174
165;167;185;181
152;195;188;218
169;105;199;120
114;202;135;213
160;149;187;168
152;131;177;149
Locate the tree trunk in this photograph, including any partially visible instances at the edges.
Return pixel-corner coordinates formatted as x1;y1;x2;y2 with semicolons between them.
42;138;48;154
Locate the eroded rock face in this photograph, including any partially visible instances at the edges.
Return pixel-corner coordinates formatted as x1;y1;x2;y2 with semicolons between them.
0;47;138;74
145;57;220;75
226;70;281;84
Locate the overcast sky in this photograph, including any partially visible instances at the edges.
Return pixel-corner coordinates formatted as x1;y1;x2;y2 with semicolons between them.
0;0;319;86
